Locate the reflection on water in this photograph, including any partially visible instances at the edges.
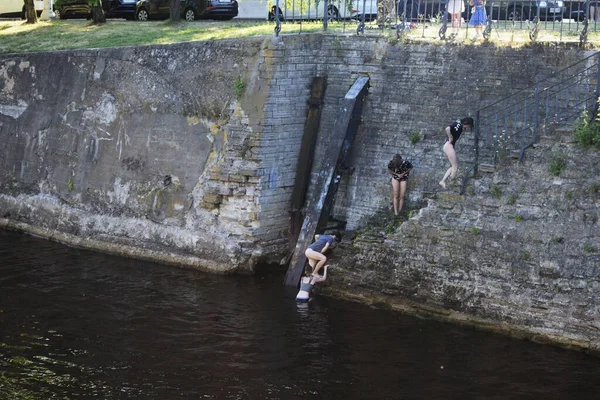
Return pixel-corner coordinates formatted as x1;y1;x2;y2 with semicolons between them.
1;229;600;399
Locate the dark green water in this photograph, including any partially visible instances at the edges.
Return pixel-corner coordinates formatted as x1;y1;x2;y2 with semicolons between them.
1;229;599;399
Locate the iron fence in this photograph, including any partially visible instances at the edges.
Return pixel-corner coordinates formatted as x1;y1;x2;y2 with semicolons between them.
268;0;600;42
457;51;600;193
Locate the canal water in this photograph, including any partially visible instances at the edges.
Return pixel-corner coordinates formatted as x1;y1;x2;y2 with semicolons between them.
1;229;600;399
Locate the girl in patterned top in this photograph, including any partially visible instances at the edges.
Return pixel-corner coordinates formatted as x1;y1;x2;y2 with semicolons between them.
388;154;413;215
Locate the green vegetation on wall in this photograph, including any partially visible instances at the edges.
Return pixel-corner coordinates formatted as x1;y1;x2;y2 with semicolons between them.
234;76;245;99
574;109;600;149
548;155;566;176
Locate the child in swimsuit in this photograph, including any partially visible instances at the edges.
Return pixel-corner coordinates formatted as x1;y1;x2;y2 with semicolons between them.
388;154;413;215
296;264;329;301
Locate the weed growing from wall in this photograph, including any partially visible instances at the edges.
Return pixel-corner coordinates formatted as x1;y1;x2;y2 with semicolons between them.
548;155;566;176
234;77;245;99
409;131;420;145
515;214;522;222
507;194;517;205
590;183;599;196
573;108;600;149
522;251;530;261
553;237;564;244
67;177;74;191
387;35;399;46
494;129;511;163
332;36;342;57
565;191;573;200
491;185;502;199
584;244;597;253
469;227;481;235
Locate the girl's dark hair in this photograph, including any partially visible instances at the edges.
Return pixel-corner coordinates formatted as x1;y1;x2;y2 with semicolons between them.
391;153;403;168
304;264;314;276
329;230;342;242
461;117;474;127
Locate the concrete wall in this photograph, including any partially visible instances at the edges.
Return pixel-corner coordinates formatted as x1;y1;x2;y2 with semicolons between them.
0;36;598;349
0;40;272;272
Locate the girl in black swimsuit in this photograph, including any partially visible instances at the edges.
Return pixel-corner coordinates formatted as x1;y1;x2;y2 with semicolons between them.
439;117;473;189
388;154;413;215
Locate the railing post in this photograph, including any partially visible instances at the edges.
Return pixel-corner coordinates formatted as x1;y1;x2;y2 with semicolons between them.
396;0;409;38
274;0;281;36
473;111;480;176
439;3;448;40
357;0;367;35
323;0;329;31
580;2;589;46
593;52;600;119
533;82;540;142
483;0;493;40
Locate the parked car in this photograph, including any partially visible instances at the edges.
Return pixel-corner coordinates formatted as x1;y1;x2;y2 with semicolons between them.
53;0;91;19
478;0;565;21
136;0;238;21
0;0;43;19
236;0;267;19
268;0;367;21
203;0;238;19
563;0;586;21
351;0;378;21
397;0;446;22
105;0;138;19
357;0;564;22
53;0;137;20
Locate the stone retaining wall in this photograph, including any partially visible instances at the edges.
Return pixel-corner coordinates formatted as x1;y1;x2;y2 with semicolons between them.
0;36;597;348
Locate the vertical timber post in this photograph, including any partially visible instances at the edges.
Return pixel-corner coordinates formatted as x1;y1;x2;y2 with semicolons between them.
289;77;328;255
284;76;370;287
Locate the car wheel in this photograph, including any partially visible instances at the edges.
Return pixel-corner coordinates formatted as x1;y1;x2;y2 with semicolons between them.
54;8;63;19
268;6;284;21
184;8;196;21
136;8;149;21
508;7;523;21
327;6;340;22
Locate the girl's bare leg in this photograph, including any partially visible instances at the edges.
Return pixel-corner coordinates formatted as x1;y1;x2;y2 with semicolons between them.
313;257;327;276
398;180;407;212
391;178;400;215
305;248;327;275
440;142;458;188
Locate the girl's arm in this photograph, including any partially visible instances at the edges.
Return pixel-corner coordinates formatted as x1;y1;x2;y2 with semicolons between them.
445;126;453;142
313;266;329;283
321;242;330;253
394;169;410;179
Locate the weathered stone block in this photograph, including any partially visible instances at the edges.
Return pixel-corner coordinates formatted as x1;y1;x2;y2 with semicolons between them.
203;194;222;204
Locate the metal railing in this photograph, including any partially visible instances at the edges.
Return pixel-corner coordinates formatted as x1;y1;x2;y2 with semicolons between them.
268;0;600;42
459;51;600;193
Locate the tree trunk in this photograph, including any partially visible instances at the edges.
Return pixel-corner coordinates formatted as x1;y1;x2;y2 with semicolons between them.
376;0;384;25
170;0;181;22
91;0;106;23
24;0;37;24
